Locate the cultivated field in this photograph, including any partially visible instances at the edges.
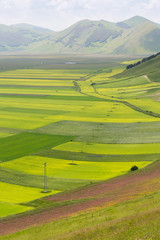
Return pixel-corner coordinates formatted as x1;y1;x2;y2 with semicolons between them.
0;55;159;239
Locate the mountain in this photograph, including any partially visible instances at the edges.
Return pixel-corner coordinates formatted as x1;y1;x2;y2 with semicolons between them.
0;16;160;55
122;15;151;28
0;23;54;52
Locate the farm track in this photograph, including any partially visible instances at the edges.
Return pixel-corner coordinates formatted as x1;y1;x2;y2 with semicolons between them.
0;161;160;236
143;75;152;83
143;74;160;85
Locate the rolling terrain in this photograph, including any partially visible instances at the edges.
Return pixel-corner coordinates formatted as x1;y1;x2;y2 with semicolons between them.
1;16;160;55
0;54;159;239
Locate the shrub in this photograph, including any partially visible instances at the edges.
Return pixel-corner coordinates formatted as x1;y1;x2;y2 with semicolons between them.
130;165;139;171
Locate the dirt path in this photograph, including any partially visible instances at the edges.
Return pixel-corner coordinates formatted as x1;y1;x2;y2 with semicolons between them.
143;74;152;83
0;161;160;236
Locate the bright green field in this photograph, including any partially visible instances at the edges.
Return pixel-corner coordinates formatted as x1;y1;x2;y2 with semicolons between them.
54;142;160;155
0;181;58;204
0;202;33;218
0;155;151;181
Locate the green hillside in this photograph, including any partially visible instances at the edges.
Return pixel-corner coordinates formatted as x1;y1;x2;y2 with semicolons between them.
118;52;160;82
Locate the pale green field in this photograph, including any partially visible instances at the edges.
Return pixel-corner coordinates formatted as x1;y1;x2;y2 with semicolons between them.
0;202;33;218
54;142;160;155
0;156;151;181
0;181;59;204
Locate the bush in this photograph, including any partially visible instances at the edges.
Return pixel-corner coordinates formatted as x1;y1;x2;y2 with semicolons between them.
130;165;139;171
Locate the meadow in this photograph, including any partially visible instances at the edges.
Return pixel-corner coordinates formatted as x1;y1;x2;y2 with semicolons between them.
2;189;160;240
0;55;159;239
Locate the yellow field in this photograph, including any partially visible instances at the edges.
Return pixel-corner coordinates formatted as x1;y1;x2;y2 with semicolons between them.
54;142;160;155
0;181;59;204
0;156;151;181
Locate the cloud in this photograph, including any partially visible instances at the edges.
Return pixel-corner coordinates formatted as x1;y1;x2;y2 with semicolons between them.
0;0;31;9
145;0;160;9
0;0;160;30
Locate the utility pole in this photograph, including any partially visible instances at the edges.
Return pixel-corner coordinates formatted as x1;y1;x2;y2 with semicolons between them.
44;162;47;193
72;151;74;164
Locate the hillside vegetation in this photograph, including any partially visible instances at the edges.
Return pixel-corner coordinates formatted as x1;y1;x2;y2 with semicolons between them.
118;51;160;82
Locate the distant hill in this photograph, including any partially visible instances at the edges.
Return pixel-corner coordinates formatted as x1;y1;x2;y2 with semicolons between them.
1;16;160;55
0;23;53;52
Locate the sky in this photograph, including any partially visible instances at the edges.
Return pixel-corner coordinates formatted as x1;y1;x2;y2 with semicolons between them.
0;0;160;31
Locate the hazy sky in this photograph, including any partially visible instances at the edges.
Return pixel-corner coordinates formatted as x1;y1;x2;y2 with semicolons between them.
0;0;160;31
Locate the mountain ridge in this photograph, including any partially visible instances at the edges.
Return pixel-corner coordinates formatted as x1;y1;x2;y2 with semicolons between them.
0;16;160;55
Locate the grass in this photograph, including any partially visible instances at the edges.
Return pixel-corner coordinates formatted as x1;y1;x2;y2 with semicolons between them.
2;190;160;240
54;141;160;155
0;155;151;181
0;133;72;162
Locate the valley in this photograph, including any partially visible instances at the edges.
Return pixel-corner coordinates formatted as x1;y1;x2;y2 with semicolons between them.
0;54;159;239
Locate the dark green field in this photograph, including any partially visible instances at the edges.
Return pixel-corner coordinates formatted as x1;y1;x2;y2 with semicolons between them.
0;132;72;162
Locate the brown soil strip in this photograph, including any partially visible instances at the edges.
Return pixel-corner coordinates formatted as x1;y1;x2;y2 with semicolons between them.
0;161;160;236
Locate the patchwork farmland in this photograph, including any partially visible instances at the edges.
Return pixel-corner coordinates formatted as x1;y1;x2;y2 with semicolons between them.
0;55;160;239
